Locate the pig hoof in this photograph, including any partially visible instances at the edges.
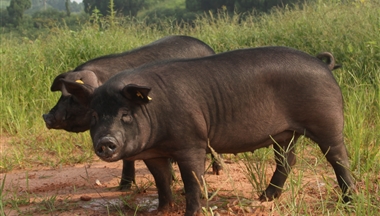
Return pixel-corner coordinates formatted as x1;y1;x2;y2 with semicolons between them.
119;183;133;191
342;194;353;203
212;164;223;175
119;186;132;191
207;192;215;199
212;168;223;175
259;194;274;202
259;189;281;202
156;201;175;213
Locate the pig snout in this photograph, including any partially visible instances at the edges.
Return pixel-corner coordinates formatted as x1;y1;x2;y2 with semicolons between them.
42;113;55;129
95;137;120;160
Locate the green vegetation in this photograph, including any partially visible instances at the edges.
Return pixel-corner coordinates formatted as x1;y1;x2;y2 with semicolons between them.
0;0;379;214
83;0;144;17
186;0;314;13
6;0;31;27
0;0;316;38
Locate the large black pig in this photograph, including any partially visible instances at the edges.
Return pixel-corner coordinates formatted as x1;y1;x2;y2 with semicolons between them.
42;35;216;190
65;46;355;215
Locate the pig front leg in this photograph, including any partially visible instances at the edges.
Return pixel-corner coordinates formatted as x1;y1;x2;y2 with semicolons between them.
119;160;135;190
176;148;207;216
144;158;174;211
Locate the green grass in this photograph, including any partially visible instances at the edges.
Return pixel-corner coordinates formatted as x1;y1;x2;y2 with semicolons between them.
0;0;379;214
139;0;186;15
136;0;189;22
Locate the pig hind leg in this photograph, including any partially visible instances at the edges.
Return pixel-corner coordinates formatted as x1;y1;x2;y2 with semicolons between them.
314;134;355;202
260;132;300;201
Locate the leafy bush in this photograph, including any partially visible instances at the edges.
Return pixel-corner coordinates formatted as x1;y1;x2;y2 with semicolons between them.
0;8;11;27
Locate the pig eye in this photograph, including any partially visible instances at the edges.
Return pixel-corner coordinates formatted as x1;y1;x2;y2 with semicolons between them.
121;113;132;123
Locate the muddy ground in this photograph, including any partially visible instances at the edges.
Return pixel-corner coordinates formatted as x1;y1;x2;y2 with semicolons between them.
1;148;345;216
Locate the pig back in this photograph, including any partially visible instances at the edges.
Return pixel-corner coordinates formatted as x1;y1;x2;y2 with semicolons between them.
74;35;215;84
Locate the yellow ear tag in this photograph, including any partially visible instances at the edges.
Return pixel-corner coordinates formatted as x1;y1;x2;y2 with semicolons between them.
136;91;144;99
75;79;84;84
136;91;152;101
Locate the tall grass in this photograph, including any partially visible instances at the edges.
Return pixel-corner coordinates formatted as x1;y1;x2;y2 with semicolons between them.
0;0;379;214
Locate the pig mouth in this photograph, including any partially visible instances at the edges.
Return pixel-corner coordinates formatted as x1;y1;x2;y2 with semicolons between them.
42;114;61;130
42;114;69;131
45;123;53;129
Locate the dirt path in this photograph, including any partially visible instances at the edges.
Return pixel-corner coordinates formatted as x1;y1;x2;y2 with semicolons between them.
2;151;340;216
0;131;341;215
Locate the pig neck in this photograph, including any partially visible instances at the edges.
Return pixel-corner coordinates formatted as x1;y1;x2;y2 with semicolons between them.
137;75;211;152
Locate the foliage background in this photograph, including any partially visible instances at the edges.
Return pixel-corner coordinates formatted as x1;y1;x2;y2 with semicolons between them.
0;0;321;35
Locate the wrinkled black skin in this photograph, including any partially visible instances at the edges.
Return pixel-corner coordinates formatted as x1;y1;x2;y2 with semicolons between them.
88;47;355;215
42;35;216;190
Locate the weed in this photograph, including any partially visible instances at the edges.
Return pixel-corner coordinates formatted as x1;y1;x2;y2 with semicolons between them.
0;175;6;216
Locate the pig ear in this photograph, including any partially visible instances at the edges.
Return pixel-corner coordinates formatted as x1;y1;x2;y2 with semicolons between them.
51;70;100;92
61;79;95;106
50;72;68;92
121;84;152;104
70;70;101;88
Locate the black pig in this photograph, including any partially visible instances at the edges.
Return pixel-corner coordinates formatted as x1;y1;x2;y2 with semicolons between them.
69;46;355;215
42;35;216;190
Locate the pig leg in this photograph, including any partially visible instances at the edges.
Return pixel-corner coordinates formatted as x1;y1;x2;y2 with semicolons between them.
260;134;299;201
316;136;355;202
176;148;207;216
211;154;223;175
119;160;135;190
306;112;355;203
143;158;174;211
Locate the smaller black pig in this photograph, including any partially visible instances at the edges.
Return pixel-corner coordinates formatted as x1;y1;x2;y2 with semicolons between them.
43;36;215;132
68;47;355;216
42;35;217;190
